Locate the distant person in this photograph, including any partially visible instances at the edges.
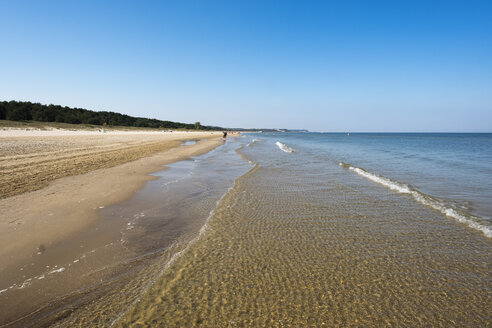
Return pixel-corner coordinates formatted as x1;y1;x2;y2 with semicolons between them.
223;131;228;141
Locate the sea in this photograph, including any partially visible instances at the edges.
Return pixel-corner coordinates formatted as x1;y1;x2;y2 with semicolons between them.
2;133;491;327
115;132;491;327
263;132;492;238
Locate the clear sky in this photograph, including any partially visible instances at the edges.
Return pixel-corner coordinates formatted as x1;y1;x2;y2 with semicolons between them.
1;0;491;132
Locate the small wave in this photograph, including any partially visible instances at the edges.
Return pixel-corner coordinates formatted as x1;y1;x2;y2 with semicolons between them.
48;267;65;274
276;141;295;153
339;162;491;238
247;138;260;147
0;241;114;296
0;264;69;295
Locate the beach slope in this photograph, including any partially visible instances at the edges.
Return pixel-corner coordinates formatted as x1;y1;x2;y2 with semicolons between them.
0;130;224;325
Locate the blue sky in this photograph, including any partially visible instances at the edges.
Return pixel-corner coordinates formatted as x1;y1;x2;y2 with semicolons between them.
1;0;491;131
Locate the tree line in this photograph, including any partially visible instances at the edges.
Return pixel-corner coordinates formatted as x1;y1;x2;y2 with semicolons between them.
0;101;223;130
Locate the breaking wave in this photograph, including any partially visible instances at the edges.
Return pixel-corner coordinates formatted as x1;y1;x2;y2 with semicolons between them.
276;141;295;153
339;162;491;238
247;138;260;147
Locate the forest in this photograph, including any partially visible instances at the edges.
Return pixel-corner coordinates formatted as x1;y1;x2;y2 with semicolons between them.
0;101;223;130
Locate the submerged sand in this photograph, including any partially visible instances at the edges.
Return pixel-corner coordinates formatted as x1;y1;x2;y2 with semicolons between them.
115;143;491;327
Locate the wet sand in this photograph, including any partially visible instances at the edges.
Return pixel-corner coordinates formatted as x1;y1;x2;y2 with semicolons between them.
0;130;225;326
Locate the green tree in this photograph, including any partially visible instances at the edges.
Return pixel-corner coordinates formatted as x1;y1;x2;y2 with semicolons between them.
6;106;31;121
0;103;6;120
0;101;223;131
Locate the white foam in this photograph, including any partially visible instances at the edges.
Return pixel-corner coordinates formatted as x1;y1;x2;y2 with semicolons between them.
341;163;492;238
247;138;260;147
19;279;33;289
276;141;295;153
348;166;412;194
49;267;65;274
133;212;145;219
0;254;87;295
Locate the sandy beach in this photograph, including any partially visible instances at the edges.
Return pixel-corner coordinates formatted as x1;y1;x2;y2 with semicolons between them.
1;130;490;327
0;129;224;199
0;129;226;325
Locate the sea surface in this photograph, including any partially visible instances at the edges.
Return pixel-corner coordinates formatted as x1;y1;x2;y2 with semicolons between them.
116;132;490;327
271;132;492;237
113;132;491;327
2;133;491;327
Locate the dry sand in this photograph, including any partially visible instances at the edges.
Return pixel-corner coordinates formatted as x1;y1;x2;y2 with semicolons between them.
0;129;222;198
0;130;224;279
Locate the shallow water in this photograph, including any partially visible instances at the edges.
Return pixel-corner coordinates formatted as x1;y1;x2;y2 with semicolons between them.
116;133;491;327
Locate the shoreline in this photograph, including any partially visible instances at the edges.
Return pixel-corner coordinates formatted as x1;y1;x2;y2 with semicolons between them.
0;131;225;299
0;131;245;326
